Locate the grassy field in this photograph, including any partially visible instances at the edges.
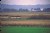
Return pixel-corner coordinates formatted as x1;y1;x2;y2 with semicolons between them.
0;26;50;33
1;20;50;26
0;12;50;17
0;12;50;33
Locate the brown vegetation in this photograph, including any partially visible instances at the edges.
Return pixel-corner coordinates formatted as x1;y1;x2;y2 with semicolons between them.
0;12;50;26
1;20;50;26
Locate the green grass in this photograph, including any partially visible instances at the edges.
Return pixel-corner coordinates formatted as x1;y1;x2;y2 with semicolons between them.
1;26;50;33
16;18;33;20
15;18;50;21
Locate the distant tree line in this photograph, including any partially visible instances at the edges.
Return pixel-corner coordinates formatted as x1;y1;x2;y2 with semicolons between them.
0;8;50;12
0;8;29;12
19;8;29;12
43;8;50;12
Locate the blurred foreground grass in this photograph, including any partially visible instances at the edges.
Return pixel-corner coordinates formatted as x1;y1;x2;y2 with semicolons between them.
0;26;50;33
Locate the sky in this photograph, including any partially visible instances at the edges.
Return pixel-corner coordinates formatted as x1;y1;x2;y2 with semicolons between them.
1;0;50;5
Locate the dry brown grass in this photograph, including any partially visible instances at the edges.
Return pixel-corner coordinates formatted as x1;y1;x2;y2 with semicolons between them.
0;12;50;26
1;20;50;26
